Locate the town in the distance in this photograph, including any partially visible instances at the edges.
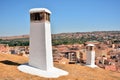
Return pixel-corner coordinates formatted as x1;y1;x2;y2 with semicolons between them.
0;31;120;72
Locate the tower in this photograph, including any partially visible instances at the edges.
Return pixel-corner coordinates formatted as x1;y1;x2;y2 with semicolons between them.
18;8;68;78
86;44;97;68
29;8;53;70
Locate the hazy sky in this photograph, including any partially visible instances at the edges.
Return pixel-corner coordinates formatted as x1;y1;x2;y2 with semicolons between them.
0;0;120;36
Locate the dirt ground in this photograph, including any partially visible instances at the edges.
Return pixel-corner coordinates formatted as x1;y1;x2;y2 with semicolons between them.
0;53;120;80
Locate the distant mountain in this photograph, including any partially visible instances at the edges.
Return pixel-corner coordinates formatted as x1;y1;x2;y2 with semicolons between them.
0;35;29;40
0;31;120;40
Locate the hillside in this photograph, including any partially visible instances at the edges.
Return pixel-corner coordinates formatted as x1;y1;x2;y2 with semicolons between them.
0;35;29;40
0;31;120;46
0;31;120;40
0;53;120;80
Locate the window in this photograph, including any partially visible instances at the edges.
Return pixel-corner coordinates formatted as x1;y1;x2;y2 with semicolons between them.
89;46;92;50
70;53;76;61
30;12;44;21
30;12;50;22
46;13;50;21
35;13;40;20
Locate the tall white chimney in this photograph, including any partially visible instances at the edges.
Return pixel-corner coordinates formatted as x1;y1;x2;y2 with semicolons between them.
86;44;97;68
29;8;53;70
18;8;68;78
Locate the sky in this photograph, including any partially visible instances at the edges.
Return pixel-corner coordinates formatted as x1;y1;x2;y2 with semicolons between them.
0;0;120;36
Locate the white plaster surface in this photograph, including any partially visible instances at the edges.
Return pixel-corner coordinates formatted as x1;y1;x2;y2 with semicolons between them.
86;64;98;68
86;51;95;65
18;64;68;78
29;8;51;14
29;22;53;70
87;44;95;46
